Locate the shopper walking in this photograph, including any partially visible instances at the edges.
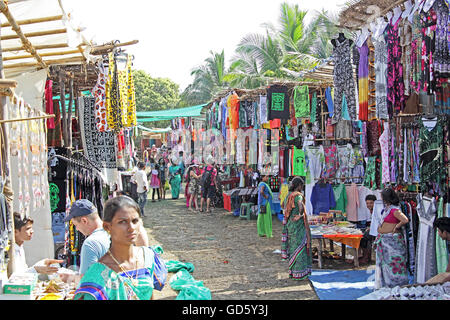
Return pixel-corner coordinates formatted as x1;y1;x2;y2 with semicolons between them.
135;162;149;217
149;162;160;202
374;188;410;289
187;165;201;212
74;196;164;300
199;156;217;214
281;177;312;280
158;158;167;200
168;158;182;200
257;175;273;238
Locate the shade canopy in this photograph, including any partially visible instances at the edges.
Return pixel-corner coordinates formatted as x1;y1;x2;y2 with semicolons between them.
136;103;207;120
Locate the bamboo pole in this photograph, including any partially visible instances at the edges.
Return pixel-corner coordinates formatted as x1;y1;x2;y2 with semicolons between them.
2;43;70;52
0;28;67;41
1;15;63;28
3;49;82;61
90;40;139;54
0;1;47;69
3;56;86;69
0;114;55;124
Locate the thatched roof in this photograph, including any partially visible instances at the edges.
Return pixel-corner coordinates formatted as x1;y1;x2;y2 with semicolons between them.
338;0;408;30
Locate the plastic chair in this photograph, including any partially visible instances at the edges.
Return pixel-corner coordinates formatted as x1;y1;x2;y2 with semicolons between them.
239;203;252;220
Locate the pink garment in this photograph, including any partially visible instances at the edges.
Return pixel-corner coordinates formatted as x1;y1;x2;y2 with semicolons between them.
45;80;55;129
379;122;390;185
345;184;360;222
150;171;160;188
384;208;401;224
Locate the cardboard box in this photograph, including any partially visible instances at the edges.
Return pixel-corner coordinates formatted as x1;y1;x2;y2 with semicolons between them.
3;273;38;295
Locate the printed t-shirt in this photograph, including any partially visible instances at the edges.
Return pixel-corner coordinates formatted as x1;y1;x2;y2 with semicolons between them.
268;84;290;120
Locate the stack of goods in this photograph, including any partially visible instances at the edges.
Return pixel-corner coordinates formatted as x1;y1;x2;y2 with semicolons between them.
359;283;450;301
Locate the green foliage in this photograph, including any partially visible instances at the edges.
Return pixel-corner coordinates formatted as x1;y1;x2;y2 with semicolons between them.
180;2;341;105
134;70;181;112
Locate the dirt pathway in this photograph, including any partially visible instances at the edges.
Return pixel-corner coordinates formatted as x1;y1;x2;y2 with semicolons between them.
142;193;373;300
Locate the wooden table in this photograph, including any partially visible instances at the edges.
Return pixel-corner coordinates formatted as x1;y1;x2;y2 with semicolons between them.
312;234;361;269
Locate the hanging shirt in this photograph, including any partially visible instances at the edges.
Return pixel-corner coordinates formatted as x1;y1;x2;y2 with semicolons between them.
293;85;310;118
345;183;360;222
310;183;336;215
293;148;306;177
325;87;334;117
332;184;348;213
268;84;290;120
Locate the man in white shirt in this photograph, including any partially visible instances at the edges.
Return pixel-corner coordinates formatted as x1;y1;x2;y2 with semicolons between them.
134;162;149;217
8;213;63;277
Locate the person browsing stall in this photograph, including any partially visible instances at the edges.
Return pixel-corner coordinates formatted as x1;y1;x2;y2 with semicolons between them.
374;188;410;289
359;194;377;264
426;217;450;284
8;213;63;277
199;156;217;214
62;200;110;280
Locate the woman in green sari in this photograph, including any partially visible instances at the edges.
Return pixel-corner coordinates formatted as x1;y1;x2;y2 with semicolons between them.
73;196;158;300
281;177;312;280
257;175;273;238
168;159;182;200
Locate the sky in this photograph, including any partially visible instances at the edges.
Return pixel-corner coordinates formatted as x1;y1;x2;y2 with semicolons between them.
64;0;348;92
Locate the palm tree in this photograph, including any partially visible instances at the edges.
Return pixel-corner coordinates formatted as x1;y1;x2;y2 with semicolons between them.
181;50;229;105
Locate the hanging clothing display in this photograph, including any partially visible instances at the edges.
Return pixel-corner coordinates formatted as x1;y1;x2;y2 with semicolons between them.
332;37;357;124
79;97;117;169
268;84;290;120
293;85;310;118
415;194;438;284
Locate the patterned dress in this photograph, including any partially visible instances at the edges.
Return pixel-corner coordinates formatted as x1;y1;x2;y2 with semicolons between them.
373;37;389;120
386;16;405;117
332;38;357;124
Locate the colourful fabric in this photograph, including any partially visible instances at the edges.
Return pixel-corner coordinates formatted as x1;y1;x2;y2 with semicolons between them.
293;85;310;118
281;192;312;280
45;80;55;129
379;122;391;185
310;92;317;123
169;165;182;199
125;54;137;128
374;233;409;289
358;41;369;121
373;37;389;120
293;148;306;177
93;61;109;132
310;183;336;215
332;184;347;213
323;144;338;179
74;247;156;300
386;16;405;117
268;84;290;120
332;38;357;124
257;182;273;238
436;198;449;274
345;184;360;222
